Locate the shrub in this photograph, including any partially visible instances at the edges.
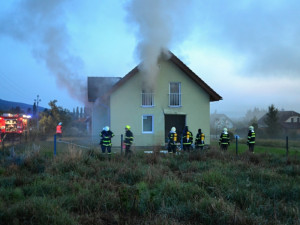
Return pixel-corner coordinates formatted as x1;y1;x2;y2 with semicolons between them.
1;197;77;225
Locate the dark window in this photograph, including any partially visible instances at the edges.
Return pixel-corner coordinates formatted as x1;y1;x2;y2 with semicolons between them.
142;90;154;107
169;82;181;106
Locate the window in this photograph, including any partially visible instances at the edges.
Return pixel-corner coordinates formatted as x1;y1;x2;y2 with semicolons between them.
142;115;153;133
291;118;294;123
298;118;300;123
169;82;181;106
141;90;154;107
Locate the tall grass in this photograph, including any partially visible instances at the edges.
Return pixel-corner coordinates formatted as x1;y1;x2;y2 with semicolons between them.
0;143;299;224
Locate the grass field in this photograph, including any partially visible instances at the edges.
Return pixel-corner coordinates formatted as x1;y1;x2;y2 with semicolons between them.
0;140;299;225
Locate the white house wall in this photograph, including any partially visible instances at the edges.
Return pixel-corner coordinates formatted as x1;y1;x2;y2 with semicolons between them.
110;59;211;147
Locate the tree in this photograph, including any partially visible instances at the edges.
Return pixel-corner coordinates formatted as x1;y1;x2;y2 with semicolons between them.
245;107;267;122
39;100;71;134
249;116;258;132
80;107;83;118
264;104;280;137
76;107;79;119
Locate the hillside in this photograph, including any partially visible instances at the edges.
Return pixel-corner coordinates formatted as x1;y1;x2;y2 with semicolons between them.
0;99;45;113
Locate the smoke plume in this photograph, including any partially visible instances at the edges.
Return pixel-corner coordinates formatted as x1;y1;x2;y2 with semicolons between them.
125;0;192;88
0;0;87;105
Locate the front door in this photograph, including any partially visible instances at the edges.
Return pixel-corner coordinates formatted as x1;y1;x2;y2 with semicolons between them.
164;114;186;142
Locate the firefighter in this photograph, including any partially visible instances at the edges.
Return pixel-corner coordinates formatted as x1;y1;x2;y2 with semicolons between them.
168;127;178;154
247;126;256;153
56;122;62;138
124;125;134;157
182;126;193;152
195;129;205;150
100;126;115;155
219;128;230;151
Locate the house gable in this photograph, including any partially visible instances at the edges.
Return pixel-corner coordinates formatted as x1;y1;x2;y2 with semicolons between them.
108;54;220;146
105;51;222;102
258;111;300;129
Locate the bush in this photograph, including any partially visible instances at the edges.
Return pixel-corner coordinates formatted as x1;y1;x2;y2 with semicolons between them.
1;197;77;225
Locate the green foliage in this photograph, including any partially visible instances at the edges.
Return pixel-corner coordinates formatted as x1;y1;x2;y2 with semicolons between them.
39;100;71;134
264;104;281;137
249;116;258;131
0;143;300;224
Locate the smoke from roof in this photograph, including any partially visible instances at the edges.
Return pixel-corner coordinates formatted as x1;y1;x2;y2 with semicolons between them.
124;0;192;88
0;0;87;105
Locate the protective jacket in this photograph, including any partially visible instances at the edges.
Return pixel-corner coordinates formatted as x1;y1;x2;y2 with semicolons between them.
168;132;178;146
124;130;134;146
195;132;205;147
100;130;114;146
219;132;230;145
247;130;255;144
56;125;62;134
182;130;193;145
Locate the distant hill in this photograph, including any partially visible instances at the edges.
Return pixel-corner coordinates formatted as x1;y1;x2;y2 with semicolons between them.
0;99;45;113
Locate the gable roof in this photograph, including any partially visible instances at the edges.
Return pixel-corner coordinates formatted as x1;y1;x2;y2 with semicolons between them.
87;77;121;102
258;111;300;128
105;51;222;102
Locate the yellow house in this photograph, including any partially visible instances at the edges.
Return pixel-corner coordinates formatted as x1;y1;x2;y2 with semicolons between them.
88;52;222;147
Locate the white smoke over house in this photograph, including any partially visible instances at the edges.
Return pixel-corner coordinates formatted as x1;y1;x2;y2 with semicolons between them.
0;0;87;105
125;0;192;88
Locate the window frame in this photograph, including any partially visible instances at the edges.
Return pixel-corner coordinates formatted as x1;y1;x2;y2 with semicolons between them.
141;90;154;107
142;114;154;134
169;82;181;107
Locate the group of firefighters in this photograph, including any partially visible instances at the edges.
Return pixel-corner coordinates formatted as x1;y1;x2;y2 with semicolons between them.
168;125;256;153
219;126;256;152
167;126;205;154
99;125;134;157
56;122;255;155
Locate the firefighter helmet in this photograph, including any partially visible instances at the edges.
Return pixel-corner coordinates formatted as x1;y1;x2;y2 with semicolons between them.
249;126;254;130
171;127;176;132
223;128;228;132
125;125;131;130
104;126;109;131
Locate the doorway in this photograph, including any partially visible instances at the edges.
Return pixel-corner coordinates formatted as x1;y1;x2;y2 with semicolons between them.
164;114;186;142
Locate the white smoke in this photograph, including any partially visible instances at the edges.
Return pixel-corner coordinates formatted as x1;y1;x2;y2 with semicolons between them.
0;0;87;105
125;0;192;88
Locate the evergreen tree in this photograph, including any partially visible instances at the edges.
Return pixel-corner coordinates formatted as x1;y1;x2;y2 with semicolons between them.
249;116;258;132
76;107;79;119
264;104;280;137
80;107;83;118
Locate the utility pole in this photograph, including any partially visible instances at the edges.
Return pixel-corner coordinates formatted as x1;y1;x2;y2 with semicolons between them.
34;95;41;130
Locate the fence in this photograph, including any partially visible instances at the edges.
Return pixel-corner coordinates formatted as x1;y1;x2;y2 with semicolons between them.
1;133;300;161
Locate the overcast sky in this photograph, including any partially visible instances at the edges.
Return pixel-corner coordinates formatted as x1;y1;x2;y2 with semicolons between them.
0;0;299;118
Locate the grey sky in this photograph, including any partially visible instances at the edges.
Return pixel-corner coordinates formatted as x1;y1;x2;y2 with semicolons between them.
0;0;299;118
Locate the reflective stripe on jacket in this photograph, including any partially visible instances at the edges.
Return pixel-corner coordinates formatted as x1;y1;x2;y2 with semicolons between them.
168;132;177;145
183;131;193;145
195;133;205;146
125;130;134;145
248;131;255;144
219;133;230;145
100;130;114;146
